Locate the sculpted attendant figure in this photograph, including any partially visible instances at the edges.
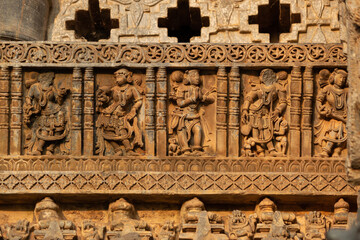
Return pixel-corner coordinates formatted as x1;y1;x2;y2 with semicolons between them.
315;69;348;157
96;68;143;156
241;69;288;157
169;70;215;156
23;72;70;155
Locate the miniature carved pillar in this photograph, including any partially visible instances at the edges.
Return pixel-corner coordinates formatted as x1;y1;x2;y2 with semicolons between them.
84;68;94;155
302;66;314;157
145;67;156;156
156;67;167;156
228;66;240;157
289;66;302;157
0;66;10;155
10;66;22;155
71;67;83;155
217;67;228;156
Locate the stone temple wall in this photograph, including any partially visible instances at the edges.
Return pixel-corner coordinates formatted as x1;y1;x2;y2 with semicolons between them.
0;1;357;240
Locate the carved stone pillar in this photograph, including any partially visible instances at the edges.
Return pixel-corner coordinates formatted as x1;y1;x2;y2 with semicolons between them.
84;68;94;156
71;67;82;155
0;66;10;155
289;66;302;157
145;67;156;156
10;66;22;155
302;66;314;157
156;67;167;156
228;66;240;157
217;67;228;156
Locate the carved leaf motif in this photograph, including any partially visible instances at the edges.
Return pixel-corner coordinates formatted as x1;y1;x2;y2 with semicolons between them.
130;2;144;27
216;0;234;26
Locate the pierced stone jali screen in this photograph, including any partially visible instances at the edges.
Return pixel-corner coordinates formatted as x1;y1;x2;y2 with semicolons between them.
0;42;355;240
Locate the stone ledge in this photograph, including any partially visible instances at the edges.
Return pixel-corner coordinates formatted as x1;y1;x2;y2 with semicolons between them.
0;171;355;197
0;156;347;172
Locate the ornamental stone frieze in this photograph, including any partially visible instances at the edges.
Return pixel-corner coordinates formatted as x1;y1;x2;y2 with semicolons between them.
0;197;354;240
0;42;354;196
0;41;356;240
0;0;358;239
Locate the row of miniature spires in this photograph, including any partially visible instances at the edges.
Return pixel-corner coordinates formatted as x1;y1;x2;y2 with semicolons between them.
0;197;351;240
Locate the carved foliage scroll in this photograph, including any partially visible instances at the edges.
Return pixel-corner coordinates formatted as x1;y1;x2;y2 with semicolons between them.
0;43;347;65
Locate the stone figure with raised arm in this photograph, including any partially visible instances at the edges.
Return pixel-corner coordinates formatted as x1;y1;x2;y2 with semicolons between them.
169;69;216;156
315;69;348;157
23;72;70;155
96;68;144;156
241;69;288;157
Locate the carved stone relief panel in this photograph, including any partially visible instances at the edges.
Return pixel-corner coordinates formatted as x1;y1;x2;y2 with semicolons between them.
168;69;216;156
240;69;290;157
313;68;348;157
179;197;227;240
0;42;354;201
95;68;146;156
80;220;105;240
50;0;345;43
23;71;72;156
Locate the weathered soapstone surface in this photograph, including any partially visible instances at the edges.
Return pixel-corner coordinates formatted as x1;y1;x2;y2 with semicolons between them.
0;0;347;43
51;0;177;42
280;0;343;43
0;197;356;240
345;0;360;183
0;42;355;240
0;0;358;239
48;0;346;43
323;0;360;239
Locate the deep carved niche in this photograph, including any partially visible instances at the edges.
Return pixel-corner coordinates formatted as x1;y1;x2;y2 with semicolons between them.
13;64;349;159
240;69;290;157
95;68;145;156
168;69;216;156
23;71;71;156
314;68;348;157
